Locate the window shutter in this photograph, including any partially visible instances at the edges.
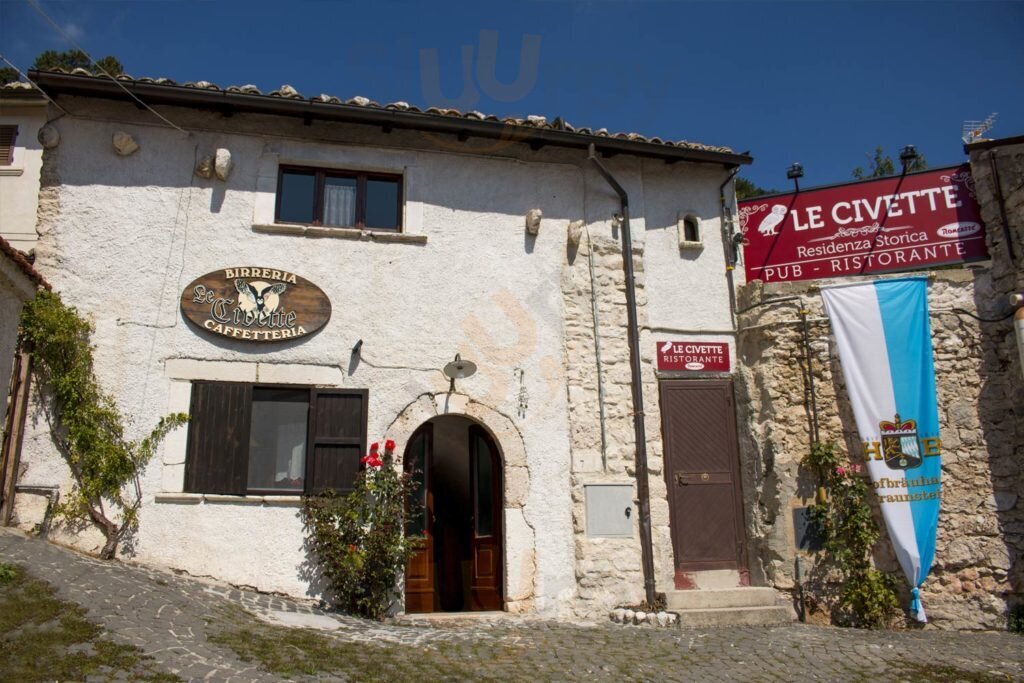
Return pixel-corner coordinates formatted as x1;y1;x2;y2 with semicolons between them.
306;388;367;494
184;382;251;495
0;126;16;166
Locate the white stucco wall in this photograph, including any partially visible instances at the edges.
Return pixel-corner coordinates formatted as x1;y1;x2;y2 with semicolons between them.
16;99;738;615
0;97;46;252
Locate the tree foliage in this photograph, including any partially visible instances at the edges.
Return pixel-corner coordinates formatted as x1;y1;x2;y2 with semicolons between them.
736;176;779;200
31;49;123;77
0;66;19;86
852;146;928;180
18;290;186;559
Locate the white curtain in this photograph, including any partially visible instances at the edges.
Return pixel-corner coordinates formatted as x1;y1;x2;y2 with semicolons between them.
323;180;356;227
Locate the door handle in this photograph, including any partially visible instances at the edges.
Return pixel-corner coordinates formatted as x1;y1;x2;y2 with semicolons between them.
675;472;688;486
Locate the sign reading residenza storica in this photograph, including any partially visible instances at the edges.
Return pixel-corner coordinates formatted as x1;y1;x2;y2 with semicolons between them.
181;267;331;342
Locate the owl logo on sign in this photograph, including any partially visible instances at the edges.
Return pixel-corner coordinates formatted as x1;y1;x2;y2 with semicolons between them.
757;205;787;236
235;279;287;321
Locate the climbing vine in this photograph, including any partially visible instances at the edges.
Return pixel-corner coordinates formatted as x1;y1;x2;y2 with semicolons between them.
301;440;420;620
804;441;900;629
18;290;187;560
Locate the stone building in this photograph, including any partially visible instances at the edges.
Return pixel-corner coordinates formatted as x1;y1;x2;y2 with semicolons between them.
4;68;1020;630
732;138;1023;629
7;69;775;623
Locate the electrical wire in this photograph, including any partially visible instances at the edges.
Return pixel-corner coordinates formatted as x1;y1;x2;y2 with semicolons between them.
935;308;1015;323
25;0;189;136
0;53;70;117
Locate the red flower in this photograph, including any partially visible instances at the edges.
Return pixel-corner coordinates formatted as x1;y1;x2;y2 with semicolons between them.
370;442;379;452
366;456;383;468
385;439;396;452
348;544;356;552
360;454;371;464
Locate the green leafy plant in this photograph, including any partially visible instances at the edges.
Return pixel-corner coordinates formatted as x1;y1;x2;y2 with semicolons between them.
301;440;420;620
0;562;16;585
1009;604;1024;634
804;441;900;629
19;290;187;559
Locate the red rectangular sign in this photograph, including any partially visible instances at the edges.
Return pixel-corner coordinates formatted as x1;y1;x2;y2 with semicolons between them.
739;165;988;283
657;341;730;372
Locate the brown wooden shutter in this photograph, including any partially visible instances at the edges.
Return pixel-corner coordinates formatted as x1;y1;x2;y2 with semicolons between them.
306;388;367;494
184;382;251;495
0;126;16;166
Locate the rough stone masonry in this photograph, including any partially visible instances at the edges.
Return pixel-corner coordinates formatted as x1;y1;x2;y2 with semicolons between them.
732;139;1023;630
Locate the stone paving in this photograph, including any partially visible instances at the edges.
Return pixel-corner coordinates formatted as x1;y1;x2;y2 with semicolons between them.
2;528;1023;682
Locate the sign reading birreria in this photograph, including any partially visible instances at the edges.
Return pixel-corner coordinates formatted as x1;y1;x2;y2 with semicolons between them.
739;165;989;283
181;267;331;342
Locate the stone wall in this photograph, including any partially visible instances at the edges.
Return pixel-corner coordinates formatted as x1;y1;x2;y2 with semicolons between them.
735;265;1022;629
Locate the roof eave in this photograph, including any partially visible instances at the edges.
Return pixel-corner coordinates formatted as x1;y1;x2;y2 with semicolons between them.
29;70;752;167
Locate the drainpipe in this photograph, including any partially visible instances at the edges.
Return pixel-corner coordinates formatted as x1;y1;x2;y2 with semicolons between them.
719;167;741;329
587;144;656;606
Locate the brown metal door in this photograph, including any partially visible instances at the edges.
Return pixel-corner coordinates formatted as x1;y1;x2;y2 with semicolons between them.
404;424;434;613
660;379;746;581
468;426;503;611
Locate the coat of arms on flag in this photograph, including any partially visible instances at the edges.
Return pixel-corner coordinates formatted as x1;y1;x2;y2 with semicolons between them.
880;414;923;470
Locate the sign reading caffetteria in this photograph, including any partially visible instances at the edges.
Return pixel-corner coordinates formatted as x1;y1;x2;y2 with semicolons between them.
657;340;730;372
180;267;331;342
739;165;989;284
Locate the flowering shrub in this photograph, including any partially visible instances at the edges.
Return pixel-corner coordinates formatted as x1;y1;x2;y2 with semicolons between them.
805;441;899;629
301;440;419;620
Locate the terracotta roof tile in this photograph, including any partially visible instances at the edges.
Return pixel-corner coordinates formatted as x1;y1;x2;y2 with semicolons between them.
0;236;50;291
8;70;736;155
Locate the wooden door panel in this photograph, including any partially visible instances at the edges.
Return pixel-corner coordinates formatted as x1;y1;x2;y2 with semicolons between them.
660;379;746;576
469;426;503;611
404;424;434;613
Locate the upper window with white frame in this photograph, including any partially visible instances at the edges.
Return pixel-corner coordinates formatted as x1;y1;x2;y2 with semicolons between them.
276;165;403;231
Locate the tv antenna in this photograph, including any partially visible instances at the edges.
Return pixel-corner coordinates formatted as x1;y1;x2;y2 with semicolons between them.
962;113;997;144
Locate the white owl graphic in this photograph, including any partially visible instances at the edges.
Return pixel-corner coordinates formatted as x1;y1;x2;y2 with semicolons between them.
757;205;787;236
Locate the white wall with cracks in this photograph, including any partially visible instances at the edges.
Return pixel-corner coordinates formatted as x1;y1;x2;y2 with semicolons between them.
13;97;735;617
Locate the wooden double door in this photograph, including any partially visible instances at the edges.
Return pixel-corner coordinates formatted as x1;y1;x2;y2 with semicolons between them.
404;421;503;613
659;379;747;586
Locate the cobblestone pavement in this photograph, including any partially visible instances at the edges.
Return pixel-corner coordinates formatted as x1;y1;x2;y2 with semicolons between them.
2;528;1022;682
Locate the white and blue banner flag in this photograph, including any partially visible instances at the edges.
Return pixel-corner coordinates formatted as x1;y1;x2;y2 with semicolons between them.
821;277;941;623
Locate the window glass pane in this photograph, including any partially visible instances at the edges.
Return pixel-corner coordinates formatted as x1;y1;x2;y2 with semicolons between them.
474;436;494;536
278;171;316;223
323;176;357;227
406;433;427;536
365;178;400;229
248;388;308;492
684;218;699;242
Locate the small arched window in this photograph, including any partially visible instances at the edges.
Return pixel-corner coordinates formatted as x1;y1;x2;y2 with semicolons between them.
683;216;700;243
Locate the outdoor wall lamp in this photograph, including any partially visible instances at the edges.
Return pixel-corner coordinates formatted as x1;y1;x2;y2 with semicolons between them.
900;145;920;173
786;163;804;192
442;353;477;392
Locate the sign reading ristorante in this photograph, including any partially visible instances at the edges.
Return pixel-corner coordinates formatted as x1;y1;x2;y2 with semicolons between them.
180;267;331;342
739;165;989;284
657;340;730;372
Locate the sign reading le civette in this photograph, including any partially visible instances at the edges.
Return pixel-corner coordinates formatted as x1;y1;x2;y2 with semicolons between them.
739;165;989;284
181;267;331;342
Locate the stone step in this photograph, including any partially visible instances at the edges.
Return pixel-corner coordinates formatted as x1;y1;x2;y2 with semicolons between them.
675;605;795;628
666;587;780;610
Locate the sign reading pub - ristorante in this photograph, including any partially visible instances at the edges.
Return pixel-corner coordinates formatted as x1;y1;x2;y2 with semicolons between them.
181;267;331;342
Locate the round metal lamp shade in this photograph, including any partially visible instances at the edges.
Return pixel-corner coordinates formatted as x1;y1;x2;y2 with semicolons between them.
443;356;477;380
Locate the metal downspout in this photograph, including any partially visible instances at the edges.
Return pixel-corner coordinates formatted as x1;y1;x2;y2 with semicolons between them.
587;143;657;606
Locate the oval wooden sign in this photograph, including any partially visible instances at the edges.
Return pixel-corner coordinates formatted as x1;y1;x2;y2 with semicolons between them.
180;267;331;343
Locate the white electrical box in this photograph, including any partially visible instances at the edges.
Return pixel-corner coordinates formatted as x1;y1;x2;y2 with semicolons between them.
585;484;635;538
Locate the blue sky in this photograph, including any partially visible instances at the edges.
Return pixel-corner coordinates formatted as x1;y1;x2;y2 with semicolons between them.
2;1;1021;190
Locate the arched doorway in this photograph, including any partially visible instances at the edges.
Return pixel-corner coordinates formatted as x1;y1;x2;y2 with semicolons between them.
404;415;504;613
